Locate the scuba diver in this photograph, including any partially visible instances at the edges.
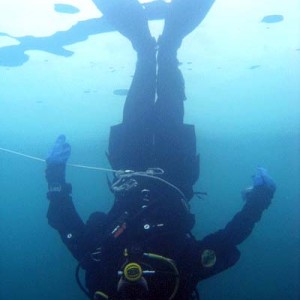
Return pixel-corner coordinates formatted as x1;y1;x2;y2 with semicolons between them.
45;0;276;299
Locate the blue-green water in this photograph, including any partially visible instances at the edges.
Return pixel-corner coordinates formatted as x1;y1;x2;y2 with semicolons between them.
0;1;299;299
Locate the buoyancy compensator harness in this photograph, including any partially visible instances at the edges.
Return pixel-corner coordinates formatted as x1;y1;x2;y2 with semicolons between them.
76;168;195;300
108;168;195;240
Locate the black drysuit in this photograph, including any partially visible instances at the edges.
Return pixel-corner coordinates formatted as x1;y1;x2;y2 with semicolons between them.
46;48;274;299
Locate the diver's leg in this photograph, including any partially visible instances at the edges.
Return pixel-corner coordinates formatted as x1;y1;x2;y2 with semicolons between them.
123;40;156;126
93;0;156;125
155;0;216;124
95;0;157;170
155;54;185;126
153;0;215;198
108;42;157;171
93;0;154;53
159;0;215;57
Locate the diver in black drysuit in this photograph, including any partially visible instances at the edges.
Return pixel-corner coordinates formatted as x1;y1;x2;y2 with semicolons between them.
45;1;276;299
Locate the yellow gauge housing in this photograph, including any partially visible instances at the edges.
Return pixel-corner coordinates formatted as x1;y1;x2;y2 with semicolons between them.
124;263;143;282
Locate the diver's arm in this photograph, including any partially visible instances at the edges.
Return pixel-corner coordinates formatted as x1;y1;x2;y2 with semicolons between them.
188;169;276;280
45;135;86;260
188;187;273;280
215;168;276;246
218;184;274;246
202;168;275;248
46;182;86;261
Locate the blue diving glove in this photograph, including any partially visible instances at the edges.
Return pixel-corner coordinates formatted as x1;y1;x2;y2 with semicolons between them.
46;134;71;165
243;167;276;200
45;135;71;188
252;167;276;192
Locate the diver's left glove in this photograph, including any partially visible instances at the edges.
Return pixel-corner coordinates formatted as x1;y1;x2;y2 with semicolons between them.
45;134;71;193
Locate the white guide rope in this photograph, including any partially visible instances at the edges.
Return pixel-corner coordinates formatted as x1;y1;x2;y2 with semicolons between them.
0;146;115;173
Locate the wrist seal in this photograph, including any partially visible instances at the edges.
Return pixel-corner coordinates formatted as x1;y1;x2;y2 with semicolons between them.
47;183;72;201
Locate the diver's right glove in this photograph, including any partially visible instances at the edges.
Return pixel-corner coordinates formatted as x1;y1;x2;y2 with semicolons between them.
243;167;276;201
252;167;276;192
45;135;71;192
